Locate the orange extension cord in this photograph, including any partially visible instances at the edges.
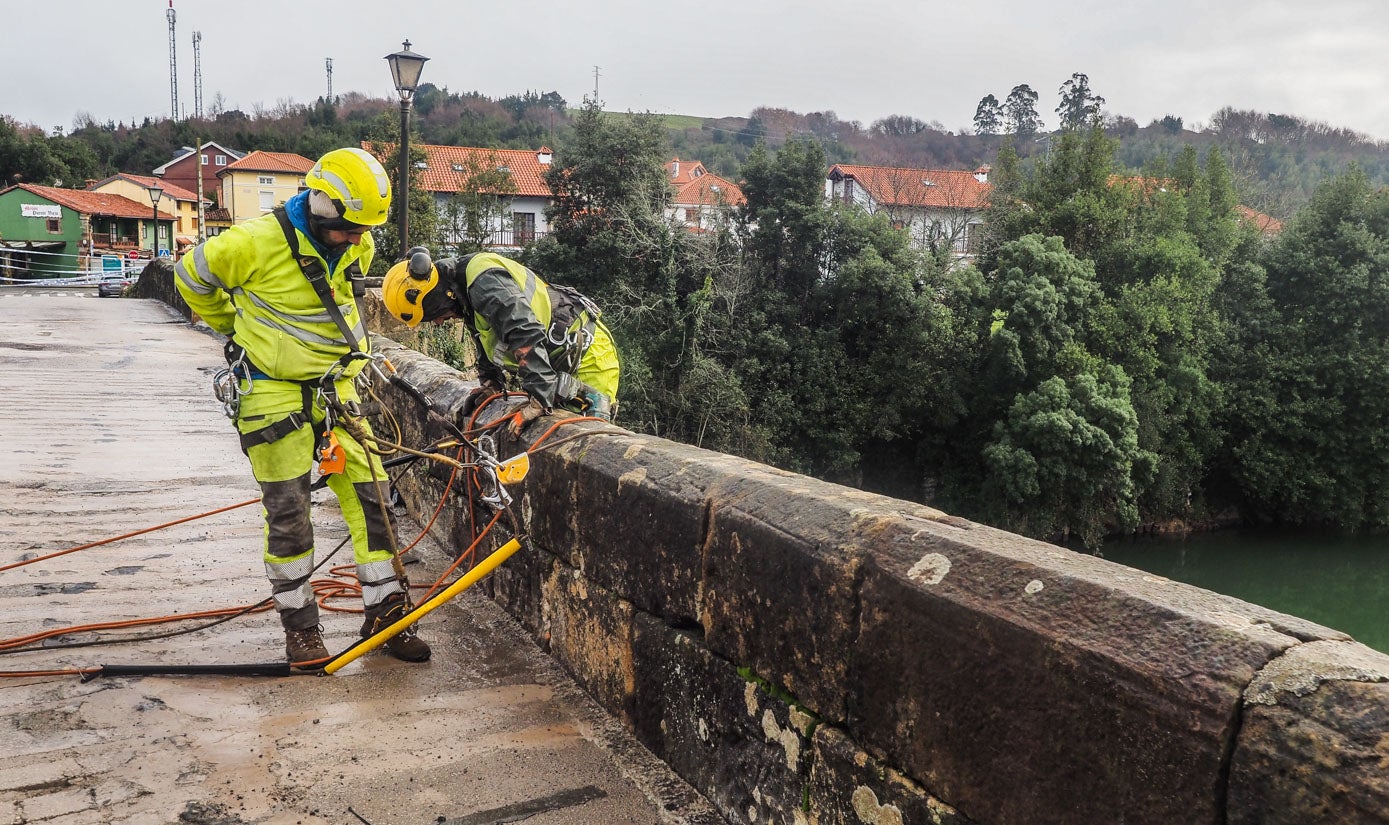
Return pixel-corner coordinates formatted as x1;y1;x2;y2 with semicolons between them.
0;398;615;678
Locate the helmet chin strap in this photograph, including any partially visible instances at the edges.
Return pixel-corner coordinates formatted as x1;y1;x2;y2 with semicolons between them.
306;213;354;256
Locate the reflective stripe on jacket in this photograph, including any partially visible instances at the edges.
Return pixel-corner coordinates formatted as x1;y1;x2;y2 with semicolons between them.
174;212;374;382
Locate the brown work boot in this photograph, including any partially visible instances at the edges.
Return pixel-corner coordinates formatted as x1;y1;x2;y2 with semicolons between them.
285;625;329;669
360;593;431;662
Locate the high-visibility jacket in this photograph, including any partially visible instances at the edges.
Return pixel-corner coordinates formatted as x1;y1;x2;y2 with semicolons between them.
174;212;374;383
442;252;610;406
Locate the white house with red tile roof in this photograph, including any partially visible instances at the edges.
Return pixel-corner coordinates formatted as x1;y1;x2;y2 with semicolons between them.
366;141;556;250
827;163;992;256
217;150;315;224
665;158;745;231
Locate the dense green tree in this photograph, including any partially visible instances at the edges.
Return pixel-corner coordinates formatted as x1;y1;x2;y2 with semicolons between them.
531;99;671;298
982;367;1154;547
1221;169;1389;527
1003;84;1043;139
1055;72;1106;131
974;95;1003;136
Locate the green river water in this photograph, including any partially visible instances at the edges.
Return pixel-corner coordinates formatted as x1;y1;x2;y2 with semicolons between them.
1100;530;1389;654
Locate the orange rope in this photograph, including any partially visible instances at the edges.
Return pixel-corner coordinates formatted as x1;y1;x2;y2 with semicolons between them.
0;399;615;676
0;603;274;652
0;498;261;573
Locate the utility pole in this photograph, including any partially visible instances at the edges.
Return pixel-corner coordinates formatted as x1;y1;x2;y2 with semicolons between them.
192;31;203;119
195;135;205;243
167;1;179;119
326;58;334;102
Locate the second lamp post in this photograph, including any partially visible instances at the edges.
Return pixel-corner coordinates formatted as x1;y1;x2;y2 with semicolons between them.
385;40;429;259
146;183;164;259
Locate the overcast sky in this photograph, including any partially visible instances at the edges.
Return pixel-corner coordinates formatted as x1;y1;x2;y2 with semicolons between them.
7;0;1389;143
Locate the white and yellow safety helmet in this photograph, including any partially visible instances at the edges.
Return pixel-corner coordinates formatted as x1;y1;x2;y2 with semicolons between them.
305;148;392;228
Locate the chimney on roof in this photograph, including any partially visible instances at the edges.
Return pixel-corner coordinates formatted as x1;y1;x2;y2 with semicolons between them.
974;165;991;183
671;158;679;178
537;147;552;165
84;179;97;189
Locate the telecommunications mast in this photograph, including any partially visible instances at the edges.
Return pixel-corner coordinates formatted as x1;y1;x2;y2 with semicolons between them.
167;1;179;119
326;58;334;102
192;31;204;119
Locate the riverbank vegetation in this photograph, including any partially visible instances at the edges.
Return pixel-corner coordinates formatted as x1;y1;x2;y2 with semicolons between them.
531;103;1389;547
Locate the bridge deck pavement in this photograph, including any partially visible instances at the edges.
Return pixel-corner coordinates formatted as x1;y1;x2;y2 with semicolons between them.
0;293;715;824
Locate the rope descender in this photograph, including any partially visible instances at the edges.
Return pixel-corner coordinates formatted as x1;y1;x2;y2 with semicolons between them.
212;349;253;419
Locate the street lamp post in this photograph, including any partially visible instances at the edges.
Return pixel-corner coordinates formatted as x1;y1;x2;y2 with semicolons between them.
146;183;165;259
385;40;429;258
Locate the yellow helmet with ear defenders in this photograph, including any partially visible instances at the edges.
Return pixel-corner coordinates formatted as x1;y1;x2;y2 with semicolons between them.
382;246;439;328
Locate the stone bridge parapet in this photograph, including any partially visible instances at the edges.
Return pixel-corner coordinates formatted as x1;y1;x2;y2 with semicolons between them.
152;271;1389;824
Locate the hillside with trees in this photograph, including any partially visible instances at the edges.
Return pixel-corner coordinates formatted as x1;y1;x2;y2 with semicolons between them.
7;72;1389;220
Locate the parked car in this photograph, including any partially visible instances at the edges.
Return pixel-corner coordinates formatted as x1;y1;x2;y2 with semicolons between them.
97;274;135;298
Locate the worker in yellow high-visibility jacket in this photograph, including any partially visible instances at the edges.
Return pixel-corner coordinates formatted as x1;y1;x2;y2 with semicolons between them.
175;147;429;668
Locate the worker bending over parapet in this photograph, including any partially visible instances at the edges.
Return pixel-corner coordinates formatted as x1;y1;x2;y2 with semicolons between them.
382;249;620;433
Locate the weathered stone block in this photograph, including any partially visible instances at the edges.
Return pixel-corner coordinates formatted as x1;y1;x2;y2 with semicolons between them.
484;537;555;640
1229;640;1389;824
632;613;813;824
847;512;1343;825
808;725;972;825
542;562;637;724
701;472;884;723
526;435;762;626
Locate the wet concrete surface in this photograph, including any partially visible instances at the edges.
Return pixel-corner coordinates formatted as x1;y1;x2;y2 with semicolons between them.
0;294;718;824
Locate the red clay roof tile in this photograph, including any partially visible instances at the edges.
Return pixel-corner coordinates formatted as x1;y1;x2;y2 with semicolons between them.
1237;205;1284;234
364;142;554;198
830;164;991;209
89;173;204;203
673;172;745;207
6;184;175;219
223;150;315;174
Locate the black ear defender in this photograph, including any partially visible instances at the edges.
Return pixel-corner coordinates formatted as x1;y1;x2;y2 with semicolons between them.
406;246;433;280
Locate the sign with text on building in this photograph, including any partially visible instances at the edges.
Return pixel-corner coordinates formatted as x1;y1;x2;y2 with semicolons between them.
21;203;61;219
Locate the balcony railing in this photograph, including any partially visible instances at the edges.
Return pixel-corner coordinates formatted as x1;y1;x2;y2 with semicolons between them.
443;227;546;249
88;233;139;248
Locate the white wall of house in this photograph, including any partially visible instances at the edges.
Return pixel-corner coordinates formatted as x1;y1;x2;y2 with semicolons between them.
431;193;551;249
826;176;877;211
826;176;980;257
